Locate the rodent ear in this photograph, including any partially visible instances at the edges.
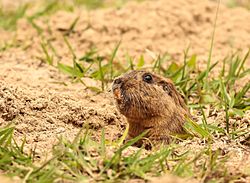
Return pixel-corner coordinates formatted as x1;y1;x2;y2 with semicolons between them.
159;81;171;95
159;80;172;95
162;84;171;95
159;80;188;110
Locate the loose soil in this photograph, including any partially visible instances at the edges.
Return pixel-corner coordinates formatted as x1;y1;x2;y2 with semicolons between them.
0;0;249;182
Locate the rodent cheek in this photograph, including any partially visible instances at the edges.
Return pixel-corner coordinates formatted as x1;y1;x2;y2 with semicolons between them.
145;88;167;115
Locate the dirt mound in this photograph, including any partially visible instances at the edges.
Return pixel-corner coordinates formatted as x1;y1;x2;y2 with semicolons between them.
0;50;125;156
0;79;125;156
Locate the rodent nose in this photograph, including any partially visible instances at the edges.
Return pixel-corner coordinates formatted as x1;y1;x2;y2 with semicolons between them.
114;78;122;85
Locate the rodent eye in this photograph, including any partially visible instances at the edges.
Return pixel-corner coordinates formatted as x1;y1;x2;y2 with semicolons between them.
143;74;153;83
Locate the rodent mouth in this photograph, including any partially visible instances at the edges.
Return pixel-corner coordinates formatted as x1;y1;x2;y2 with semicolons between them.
112;84;131;115
113;88;122;102
112;82;125;104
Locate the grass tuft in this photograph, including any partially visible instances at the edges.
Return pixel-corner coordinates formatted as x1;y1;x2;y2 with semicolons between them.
0;4;28;30
2;123;243;182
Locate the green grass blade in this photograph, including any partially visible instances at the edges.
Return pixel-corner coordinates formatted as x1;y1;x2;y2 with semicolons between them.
109;41;121;80
184;118;212;139
204;0;221;90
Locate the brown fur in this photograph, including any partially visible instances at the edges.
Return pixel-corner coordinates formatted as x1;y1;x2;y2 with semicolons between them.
112;70;190;146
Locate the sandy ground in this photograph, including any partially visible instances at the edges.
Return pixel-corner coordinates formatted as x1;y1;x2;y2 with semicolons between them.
0;0;250;182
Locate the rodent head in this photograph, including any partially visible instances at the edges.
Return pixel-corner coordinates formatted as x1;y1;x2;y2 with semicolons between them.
112;70;188;121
